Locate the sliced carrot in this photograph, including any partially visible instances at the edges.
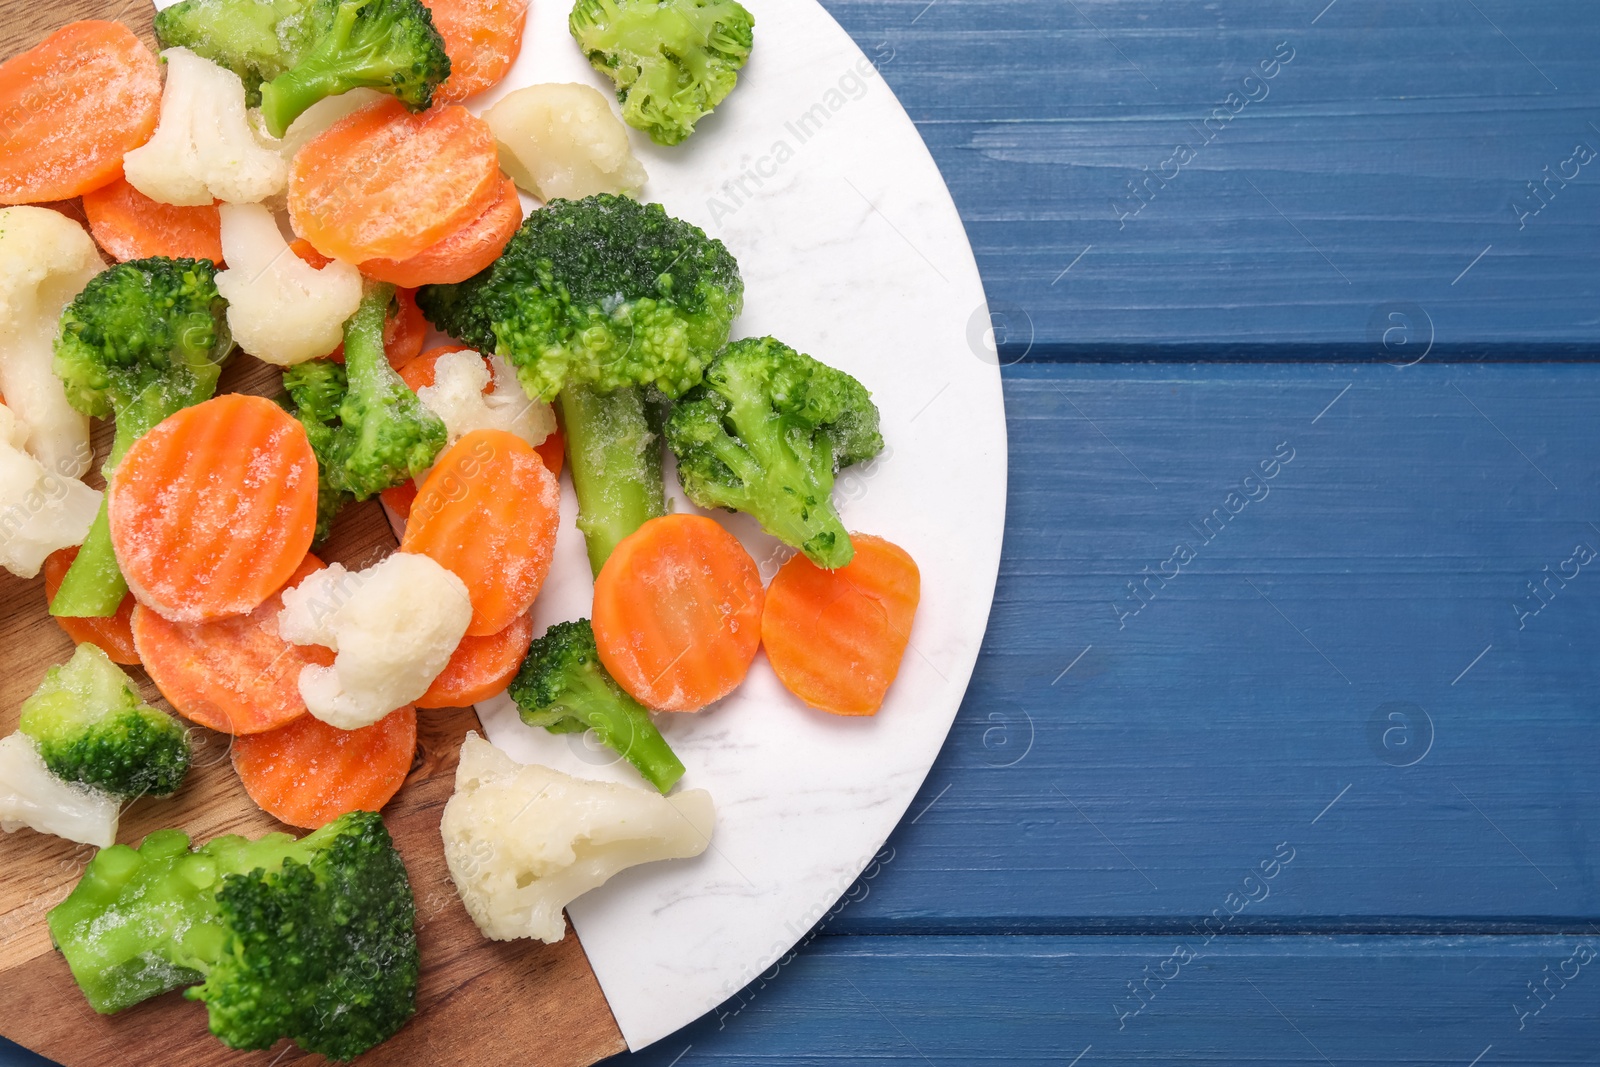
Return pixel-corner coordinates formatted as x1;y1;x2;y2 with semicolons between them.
417;613;534;707
289;237;333;270
379;479;419;520
132;553;334;734
761;534;921;716
361;177;521;288
232;705;417;829
109;394;319;623
81;178;224;265
401;428;559;636
0;22;161;204
398;344;479;392
429;0;531;103
592;514;764;712
535;427;564;480
43;546;138;665
288;98;501;264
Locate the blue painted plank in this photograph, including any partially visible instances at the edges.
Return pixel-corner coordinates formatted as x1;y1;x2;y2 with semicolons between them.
819;0;1600;353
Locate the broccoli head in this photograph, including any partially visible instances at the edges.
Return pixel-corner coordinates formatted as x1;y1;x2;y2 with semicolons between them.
49;257;231;619
154;0;314;105
281;357;353;544
570;0;755;146
48;810;419;1061
18;644;191;800
666;336;883;569
510;619;686;792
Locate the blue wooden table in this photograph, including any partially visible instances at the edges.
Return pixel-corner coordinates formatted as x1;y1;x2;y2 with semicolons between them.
6;1;1599;1064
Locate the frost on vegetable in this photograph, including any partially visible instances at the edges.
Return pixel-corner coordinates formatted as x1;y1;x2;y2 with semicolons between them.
0;733;120;848
415;350;555;448
440;733;714;943
0;206;102;480
215;203;361;366
276;87;387;160
278;552;472;729
123;48;289;207
484;83;646;200
0;403;100;578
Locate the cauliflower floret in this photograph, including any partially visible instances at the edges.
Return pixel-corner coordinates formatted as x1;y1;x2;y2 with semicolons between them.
441;733;714;943
0;733;119;848
484;84;647;201
0;405;100;578
214;202;362;366
276;88;388;161
0;207;101;480
416;351;556;449
278;552;472;730
123;48;288;207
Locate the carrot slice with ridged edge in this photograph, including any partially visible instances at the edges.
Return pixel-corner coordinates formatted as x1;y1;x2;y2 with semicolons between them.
402;428;560;636
43;546;138;665
592;514;764;712
361;177;522;287
417;613;534;707
132;553;335;734
232;705;418;829
109;394;318;622
288;98;501;263
430;0;530;103
0;21;162;204
82;178;224;264
761;534;921;716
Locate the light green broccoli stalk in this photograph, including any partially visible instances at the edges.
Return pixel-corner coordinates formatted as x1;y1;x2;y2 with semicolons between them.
559;385;666;573
665;336;883;569
49;257;231;619
570;0;755;146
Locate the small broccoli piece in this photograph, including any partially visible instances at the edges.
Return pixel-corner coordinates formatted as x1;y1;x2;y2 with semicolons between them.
48;811;419;1061
19;645;191;800
510;620;685;793
569;0;754;146
49;257;232;619
666;337;883;569
154;0;314;106
281;358;354;544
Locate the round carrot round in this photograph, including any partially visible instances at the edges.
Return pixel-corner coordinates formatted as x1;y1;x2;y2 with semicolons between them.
361;177;522;288
416;613;534;707
109;394;319;623
429;0;531;103
762;534;921;716
288;98;501;264
82;178;223;265
0;21;161;204
132;553;334;734
232;705;417;829
592;514;765;712
43;546;138;665
401;428;559;636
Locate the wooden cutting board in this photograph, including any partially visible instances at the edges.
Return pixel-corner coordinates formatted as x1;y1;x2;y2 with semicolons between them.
0;8;627;1064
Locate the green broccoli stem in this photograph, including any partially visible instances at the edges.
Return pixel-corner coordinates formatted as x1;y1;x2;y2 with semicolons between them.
256;0;364;136
559;384;666;575
547;671;685;793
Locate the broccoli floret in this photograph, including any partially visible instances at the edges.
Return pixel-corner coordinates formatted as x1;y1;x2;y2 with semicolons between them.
570;0;754;146
49;257;231;619
154;0;314;105
47;811;419;1061
281;357;354;544
510;619;685;793
19;645;191;800
665;337;882;569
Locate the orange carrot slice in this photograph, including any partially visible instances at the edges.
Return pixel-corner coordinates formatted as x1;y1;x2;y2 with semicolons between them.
232;705;417;829
43;546;138;665
0;22;161;204
132;553;334;734
417;613;534;707
81;178;224;264
429;0;531;103
289;237;333;269
361;177;521;287
592;514;764;712
379;478;420;520
401;428;559;636
535;427;564;479
761;534;921;716
288;98;501;264
109;394;319;623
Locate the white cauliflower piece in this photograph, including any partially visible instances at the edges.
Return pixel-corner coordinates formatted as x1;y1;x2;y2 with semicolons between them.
441;734;714;943
277;88;388;161
123;48;287;207
0;207;101;480
278;553;472;730
0;404;101;578
416;351;556;449
0;733;119;848
484;84;647;201
214;202;362;366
